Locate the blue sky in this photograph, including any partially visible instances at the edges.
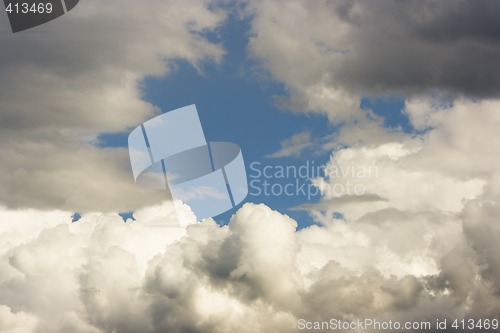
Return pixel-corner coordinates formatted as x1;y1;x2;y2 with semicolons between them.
3;1;500;330
98;11;411;229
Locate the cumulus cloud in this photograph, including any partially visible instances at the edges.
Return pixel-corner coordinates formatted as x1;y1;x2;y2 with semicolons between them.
1;201;499;332
1;1;500;332
311;141;484;221
0;0;226;211
295;97;499;223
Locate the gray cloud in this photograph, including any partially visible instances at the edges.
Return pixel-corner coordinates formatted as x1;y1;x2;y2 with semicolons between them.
1;2;500;332
0;0;226;211
335;0;500;97
244;0;500;122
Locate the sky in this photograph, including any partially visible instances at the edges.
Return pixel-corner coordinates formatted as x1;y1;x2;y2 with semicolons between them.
1;1;500;332
97;10;336;227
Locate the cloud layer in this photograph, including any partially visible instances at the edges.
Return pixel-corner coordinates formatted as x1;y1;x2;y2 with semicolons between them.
1;1;500;332
1;199;499;332
0;0;225;211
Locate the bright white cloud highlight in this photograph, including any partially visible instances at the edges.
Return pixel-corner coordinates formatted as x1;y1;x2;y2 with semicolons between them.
1;197;499;332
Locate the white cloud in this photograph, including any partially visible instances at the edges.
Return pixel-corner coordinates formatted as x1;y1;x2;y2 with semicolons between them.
309;98;500;223
312;141;484;221
1;1;500;332
0;305;38;333
1;199;499;332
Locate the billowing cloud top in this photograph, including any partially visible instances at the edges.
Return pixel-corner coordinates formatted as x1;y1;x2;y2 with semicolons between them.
1;200;500;332
1;0;500;332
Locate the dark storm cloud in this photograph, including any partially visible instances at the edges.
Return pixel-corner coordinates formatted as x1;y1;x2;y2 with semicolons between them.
246;0;500;100
335;0;500;97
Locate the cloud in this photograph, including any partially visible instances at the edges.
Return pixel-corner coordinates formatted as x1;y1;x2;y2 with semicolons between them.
0;0;226;211
310;141;484;221
1;200;500;332
291;193;387;212
243;0;500;120
1;1;500;332
303;96;500;223
0;305;38;333
266;131;313;158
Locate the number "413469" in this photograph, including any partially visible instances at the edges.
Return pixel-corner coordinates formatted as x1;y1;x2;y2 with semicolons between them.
5;2;53;14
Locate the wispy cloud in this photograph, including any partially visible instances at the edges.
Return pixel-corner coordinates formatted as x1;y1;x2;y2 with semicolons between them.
266;131;313;158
